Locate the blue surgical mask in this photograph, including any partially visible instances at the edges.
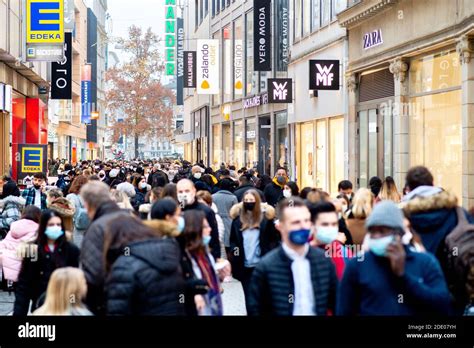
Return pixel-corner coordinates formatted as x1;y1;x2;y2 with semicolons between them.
45;226;64;241
316;226;339;245
368;235;394;257
289;229;311;245
177;216;185;234
203;235;212;246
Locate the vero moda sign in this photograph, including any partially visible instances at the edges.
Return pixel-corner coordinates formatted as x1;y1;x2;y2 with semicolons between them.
254;0;271;71
309;60;340;90
268;78;292;103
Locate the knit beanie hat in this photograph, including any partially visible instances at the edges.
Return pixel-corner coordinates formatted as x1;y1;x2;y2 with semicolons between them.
365;201;405;231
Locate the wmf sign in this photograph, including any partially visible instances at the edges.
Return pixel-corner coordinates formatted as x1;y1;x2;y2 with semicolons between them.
268;78;292;103
26;0;65;62
309;60;340;90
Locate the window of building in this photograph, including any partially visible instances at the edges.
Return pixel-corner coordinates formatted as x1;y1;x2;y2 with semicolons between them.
294;0;302;41
204;0;209;17
199;0;204;24
246;118;257;168
312;0;321;31
297;122;315;188
321;0;331;26
195;0;199;30
234;120;244;168
245;11;258;96
303;0;311;36
212;0;216;17
409;50;462;199
275;112;288;169
334;0;348;14
212;124;221;168
329;117;344;194
222;123;231;164
223;25;233;102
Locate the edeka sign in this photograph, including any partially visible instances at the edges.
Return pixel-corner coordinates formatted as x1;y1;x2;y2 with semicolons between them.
26;0;64;44
18;144;47;180
254;0;271;71
309;60;340;90
268;78;292;103
184;51;196;88
51;32;72;100
176;18;184;106
165;0;176;76
197;40;219;95
275;0;289;72
234;39;244;96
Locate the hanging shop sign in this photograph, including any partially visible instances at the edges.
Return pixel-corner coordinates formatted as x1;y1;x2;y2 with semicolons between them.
197;39;219;94
176;18;184;105
254;0;272;71
165;0;176;75
17;144;48;181
51;32;72;100
81;64;92;124
309;60;340;90
26;0;64;44
184;51;196;88
268;78;292;103
275;0;289;72
363;29;383;50
234;39;244;95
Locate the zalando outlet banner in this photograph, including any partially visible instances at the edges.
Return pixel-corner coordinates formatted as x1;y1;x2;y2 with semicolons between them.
197;39;219;95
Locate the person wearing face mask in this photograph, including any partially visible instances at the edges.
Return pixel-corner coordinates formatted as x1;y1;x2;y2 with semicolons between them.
309;201;353;280
180;210;229;316
130;174;149;212
176;179;220;260
21;172;47;210
337;201;452;316
104;215;186;315
283;181;299;199
13;210;80;316
338;180;354;205
247;198;337;316
228;190;279;306
98;170;107;182
263;167;289;208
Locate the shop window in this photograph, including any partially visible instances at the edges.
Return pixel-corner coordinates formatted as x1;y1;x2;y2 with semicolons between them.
222;123;231;165
212;124;221;168
233;120;244;169
275;113;288;170
246;118;257;169
329;117;344;195
258;116;271;175
297;122;315;189
245;11;258;96
358;111;368;188
410;90;462;200
316;119;327;190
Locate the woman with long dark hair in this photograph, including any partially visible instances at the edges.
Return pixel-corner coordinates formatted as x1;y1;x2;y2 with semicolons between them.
13;209;80;316
181;210;225;316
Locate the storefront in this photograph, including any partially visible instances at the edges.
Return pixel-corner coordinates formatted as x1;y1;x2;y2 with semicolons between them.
338;0;474;206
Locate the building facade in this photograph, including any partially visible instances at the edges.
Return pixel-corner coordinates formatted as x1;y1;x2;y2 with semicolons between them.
0;0;49;177
338;0;474;207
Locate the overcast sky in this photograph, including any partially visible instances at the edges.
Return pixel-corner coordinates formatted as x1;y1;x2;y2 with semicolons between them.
107;0;166;44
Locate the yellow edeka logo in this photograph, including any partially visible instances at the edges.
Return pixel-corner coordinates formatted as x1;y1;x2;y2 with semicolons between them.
26;0;64;44
22;147;44;173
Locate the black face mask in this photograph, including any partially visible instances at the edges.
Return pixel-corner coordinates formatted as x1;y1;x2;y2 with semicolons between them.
33;184;41;190
243;202;256;211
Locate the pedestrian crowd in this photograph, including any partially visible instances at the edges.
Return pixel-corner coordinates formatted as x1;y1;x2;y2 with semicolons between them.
0;158;473;316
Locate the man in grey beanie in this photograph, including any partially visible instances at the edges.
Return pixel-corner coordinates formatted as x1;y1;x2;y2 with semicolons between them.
337;201;452;316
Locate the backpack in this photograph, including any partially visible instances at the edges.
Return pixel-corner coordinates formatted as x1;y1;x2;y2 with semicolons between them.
444;207;474;308
69;194;90;232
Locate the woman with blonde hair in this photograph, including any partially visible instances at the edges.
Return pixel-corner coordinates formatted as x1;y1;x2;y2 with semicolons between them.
110;190;135;213
378;176;401;203
345;188;374;245
33;267;92;315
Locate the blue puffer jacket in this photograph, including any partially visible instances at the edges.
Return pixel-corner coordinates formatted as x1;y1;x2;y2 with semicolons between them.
337;247;452;316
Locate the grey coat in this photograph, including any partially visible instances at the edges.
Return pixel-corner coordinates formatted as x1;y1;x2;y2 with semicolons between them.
212;190;238;247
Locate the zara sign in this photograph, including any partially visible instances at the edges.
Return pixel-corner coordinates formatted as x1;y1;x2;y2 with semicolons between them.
363;29;383;49
309;60;340;90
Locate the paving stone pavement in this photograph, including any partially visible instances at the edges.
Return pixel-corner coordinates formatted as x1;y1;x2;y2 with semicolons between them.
0;290;14;316
0;280;247;316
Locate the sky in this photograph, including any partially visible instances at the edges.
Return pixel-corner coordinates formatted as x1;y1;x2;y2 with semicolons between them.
107;0;166;47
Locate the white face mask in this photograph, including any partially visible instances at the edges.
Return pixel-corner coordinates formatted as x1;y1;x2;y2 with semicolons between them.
139;182;147;190
316;226;339;245
283;189;292;198
194;172;202;180
178;193;193;206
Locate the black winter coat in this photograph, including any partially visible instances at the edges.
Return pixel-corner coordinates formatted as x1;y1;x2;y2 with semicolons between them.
147;170;169;188
264;182;284;207
13;238;80;316
247;246;337;316
183;201;220;259
106;238;186;315
228;203;280;281
80;201;131;315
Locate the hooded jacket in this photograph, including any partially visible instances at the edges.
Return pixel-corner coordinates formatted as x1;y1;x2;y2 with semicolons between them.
403;190;474;312
229;202;280;281
0;196;26;231
263;181;284;207
48;197;75;233
0;219;38;281
106;238;186;315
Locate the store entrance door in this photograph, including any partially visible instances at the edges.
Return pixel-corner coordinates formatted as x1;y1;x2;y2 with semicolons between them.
357;105;392;188
258;115;271;176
